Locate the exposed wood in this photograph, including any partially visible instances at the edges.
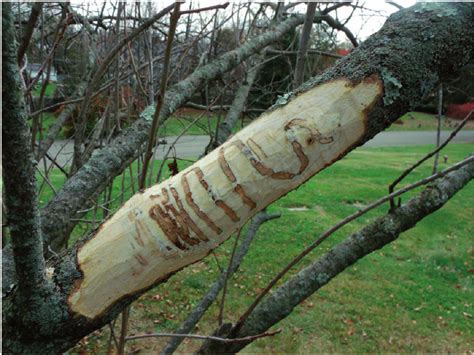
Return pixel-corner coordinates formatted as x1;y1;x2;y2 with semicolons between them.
69;77;382;318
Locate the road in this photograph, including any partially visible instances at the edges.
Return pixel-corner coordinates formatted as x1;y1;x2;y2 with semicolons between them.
42;131;474;167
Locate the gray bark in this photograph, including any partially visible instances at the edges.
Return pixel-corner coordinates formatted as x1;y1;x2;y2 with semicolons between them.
2;2;48;300
293;2;317;89
199;159;474;353
216;58;262;145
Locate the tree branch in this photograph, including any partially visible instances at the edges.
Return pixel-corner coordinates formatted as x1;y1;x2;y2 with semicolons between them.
2;1;48;301
201;158;474;353
17;2;43;65
388;110;472;210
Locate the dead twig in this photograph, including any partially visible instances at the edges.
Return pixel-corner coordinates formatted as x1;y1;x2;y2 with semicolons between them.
388;110;472;210
126;328;281;343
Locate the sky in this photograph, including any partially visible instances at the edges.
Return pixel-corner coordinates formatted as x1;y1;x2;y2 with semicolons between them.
69;0;419;43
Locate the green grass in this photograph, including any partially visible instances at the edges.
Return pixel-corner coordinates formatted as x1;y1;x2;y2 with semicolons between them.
160;112;252;136
36;144;473;353
33;82;57;98
388;111;474;131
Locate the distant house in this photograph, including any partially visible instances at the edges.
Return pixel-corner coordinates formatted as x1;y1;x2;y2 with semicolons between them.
336;48;351;56
27;63;58;82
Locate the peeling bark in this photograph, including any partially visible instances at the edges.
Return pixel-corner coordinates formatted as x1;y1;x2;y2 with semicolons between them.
68;77;382;319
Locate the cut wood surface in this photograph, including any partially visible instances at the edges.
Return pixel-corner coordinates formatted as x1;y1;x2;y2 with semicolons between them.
70;77;382;318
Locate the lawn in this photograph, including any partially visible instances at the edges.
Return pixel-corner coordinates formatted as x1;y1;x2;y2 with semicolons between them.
387;111;474;131
32;82;57;98
35;143;474;353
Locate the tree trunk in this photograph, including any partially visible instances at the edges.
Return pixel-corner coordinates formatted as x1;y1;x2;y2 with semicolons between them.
3;3;473;353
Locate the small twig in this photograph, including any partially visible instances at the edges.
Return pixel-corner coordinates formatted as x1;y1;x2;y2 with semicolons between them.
232;155;474;334
433;83;444;174
126;329;281;343
218;227;243;326
36;166;57;195
388;110;472;210
179;2;229;16
117;305;131;355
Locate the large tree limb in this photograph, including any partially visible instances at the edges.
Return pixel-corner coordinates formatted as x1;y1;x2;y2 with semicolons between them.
63;0;472;322
31;0;458;323
198;159;474;353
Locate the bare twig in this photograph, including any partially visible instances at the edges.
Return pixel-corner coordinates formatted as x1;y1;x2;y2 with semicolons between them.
17;2;43;65
140;2;181;189
71;3;175;172
293;2;317;89
218;227;243;326
179;2;229;15
161;211;280;354
433;83;444;173
126;329;281;343
388;110;472;210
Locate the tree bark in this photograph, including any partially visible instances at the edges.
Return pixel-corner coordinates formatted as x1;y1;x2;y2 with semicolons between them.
2;1;48;301
216;57;262;145
293;2;317;89
2;3;474;353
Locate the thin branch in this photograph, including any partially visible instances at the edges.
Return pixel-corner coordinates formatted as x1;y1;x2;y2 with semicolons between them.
266;47;343;59
218;227;243;326
126;329;281;343
293;2;317;89
433;84;444;174
179;2;230;15
208;157;474;354
17;2;43;65
71;3;175;172
388;110;472;210
24;13;72;96
321;14;358;47
140;2;181;189
161;211;280;354
232;155;474;333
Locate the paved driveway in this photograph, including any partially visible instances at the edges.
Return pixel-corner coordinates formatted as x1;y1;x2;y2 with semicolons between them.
42;131;474;167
